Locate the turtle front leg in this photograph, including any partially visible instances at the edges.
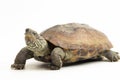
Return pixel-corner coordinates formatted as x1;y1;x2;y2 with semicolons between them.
50;47;65;70
101;50;120;62
11;47;34;70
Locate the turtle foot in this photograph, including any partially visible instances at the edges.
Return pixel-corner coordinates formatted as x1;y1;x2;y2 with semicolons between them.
11;64;25;70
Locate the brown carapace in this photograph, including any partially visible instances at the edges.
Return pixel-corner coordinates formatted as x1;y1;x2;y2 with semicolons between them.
41;23;112;51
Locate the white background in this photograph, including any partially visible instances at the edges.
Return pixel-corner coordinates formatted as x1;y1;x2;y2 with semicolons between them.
0;0;120;80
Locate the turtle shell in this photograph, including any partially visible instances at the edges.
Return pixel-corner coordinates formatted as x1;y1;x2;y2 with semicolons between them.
41;23;113;52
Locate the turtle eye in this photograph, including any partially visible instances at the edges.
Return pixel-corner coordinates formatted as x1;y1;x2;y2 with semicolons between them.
33;32;37;35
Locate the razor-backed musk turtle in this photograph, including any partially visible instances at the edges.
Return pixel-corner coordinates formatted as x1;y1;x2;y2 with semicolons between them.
11;23;120;70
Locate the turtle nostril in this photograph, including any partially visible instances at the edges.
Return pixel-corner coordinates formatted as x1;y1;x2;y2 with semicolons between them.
26;28;29;32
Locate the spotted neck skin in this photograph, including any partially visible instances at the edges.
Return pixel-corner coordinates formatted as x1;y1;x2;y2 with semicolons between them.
25;28;50;57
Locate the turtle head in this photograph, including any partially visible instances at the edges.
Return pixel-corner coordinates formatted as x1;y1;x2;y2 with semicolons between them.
25;28;48;56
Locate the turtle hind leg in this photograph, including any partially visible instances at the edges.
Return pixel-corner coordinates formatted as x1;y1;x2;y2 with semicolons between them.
101;50;120;62
50;47;65;70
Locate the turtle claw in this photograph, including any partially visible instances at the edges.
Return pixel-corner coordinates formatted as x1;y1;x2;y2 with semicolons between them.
11;64;25;70
110;53;120;62
102;50;120;62
108;52;119;62
50;64;60;70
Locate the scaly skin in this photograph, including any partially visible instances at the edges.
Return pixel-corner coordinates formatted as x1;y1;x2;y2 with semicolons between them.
11;28;51;70
25;28;50;57
11;47;34;70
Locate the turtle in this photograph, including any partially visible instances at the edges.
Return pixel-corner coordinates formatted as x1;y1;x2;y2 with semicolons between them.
11;23;120;70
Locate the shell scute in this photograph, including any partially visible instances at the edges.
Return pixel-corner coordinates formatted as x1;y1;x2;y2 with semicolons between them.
41;23;113;52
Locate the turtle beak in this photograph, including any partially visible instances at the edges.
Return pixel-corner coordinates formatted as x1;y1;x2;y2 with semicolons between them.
26;28;29;33
25;28;36;45
25;34;33;42
25;28;32;34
